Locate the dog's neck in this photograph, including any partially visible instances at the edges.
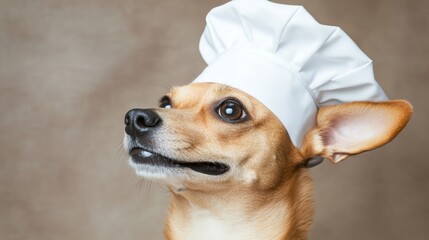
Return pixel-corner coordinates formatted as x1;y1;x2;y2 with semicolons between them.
164;169;313;240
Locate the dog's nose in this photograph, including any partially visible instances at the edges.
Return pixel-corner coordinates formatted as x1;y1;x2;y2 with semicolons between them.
124;109;162;135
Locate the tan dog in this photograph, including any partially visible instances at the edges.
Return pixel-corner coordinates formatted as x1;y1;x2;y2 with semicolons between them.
123;82;412;240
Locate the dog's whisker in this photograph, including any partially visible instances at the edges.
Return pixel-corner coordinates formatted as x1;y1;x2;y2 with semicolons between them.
132;178;143;193
137;179;144;195
115;143;128;162
146;181;153;201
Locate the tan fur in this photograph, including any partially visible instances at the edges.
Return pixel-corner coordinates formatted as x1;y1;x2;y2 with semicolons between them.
126;82;412;239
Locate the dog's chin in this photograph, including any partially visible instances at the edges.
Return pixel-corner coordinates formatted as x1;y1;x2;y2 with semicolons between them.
128;148;230;178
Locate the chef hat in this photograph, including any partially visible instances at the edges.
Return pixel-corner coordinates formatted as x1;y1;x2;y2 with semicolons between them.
193;0;387;146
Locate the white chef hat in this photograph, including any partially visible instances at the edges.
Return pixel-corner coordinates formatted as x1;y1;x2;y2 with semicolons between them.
193;0;387;146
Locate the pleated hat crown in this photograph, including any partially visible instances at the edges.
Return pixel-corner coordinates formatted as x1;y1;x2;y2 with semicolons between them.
193;0;387;146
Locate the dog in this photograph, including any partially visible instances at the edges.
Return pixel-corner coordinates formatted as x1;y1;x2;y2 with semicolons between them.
123;82;412;240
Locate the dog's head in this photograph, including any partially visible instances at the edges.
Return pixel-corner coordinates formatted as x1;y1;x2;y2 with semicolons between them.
124;82;412;191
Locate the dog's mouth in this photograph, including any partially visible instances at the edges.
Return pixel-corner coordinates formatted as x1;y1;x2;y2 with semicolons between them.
129;147;230;176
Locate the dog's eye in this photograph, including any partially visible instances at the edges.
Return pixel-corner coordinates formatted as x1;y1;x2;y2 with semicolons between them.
160;97;172;109
217;99;247;122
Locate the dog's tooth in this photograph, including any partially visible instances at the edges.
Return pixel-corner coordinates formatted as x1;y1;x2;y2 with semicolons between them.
141;151;153;157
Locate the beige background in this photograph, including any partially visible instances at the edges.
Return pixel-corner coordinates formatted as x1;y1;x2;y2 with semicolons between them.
1;0;428;239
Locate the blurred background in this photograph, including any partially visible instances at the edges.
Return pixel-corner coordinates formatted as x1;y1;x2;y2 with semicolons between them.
1;0;428;239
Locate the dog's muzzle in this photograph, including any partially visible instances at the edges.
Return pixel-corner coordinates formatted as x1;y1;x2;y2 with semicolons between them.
124;108;230;176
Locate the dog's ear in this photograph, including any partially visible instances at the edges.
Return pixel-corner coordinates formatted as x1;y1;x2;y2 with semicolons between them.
301;100;413;163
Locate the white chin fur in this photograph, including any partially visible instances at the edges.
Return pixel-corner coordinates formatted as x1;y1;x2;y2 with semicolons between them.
128;158;174;179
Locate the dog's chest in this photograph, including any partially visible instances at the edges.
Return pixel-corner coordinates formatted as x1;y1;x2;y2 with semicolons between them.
183;209;251;240
174;208;282;240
